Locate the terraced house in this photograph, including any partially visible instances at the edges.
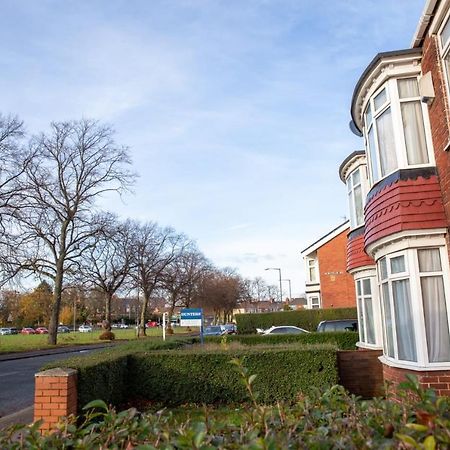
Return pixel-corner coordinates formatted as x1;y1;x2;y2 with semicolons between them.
341;0;450;393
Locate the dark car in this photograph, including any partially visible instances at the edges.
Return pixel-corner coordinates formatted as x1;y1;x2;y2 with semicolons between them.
316;319;358;332
9;327;19;334
57;325;71;333
223;323;237;334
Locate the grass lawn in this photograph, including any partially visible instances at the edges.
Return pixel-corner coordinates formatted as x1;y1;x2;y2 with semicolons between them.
0;327;194;354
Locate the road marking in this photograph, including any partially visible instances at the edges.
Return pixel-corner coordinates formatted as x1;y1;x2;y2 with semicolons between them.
0;372;18;377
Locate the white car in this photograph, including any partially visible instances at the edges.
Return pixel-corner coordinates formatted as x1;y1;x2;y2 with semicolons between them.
78;325;93;333
262;326;309;335
0;328;12;335
119;323;129;329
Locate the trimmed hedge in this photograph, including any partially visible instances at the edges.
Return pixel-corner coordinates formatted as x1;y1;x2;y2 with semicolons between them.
205;331;358;350
127;344;338;404
43;338;194;409
235;308;357;334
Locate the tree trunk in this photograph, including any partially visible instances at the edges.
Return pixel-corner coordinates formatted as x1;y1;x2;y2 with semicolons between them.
138;292;149;337
105;291;113;331
47;258;64;345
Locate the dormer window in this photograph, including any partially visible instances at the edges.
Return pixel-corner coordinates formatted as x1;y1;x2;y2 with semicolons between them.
364;77;432;186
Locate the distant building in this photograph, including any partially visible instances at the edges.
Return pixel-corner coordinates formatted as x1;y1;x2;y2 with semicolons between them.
300;222;356;309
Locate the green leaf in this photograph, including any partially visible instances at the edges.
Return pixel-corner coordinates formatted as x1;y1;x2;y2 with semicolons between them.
82;399;109;411
405;423;428;432
423;435;436;450
248;374;257;386
395;434;420;449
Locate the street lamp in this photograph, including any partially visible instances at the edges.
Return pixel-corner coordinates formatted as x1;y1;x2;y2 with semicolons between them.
265;267;283;302
282;279;292;302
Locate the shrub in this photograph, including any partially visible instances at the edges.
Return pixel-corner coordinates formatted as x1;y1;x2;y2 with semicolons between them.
205;331;358;350
127;344;338;404
236;307;357;334
99;331;115;340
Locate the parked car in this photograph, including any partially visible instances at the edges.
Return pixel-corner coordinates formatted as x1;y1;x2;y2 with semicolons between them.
57;325;71;333
0;328;12;335
21;327;36;335
146;321;158;328
316;319;358;332
203;325;227;336
223;323;237;334
119;323;129;329
8;327;19;334
262;326;309;335
35;327;49;334
78;324;93;333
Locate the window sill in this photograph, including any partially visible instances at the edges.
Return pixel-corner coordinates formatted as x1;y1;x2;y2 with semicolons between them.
379;355;450;371
356;341;383;351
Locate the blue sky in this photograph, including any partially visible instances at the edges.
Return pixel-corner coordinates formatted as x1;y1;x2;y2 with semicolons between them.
1;0;425;297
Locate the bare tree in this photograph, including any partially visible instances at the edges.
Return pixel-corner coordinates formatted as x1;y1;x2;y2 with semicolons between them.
78;215;134;330
131;222;186;337
6;119;135;344
162;245;209;326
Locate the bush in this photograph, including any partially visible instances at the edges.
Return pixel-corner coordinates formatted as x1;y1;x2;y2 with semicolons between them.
205;331;358;350
236;308;357;334
42;337;195;409
2;375;449;448
127;344;338;404
99;331;115;340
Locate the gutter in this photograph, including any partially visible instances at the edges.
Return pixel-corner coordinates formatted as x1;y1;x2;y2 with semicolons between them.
411;0;439;48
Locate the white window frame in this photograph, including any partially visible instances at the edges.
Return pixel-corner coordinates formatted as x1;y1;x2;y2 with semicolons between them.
356;277;377;346
363;77;434;187
438;9;450;103
378;246;450;369
306;258;318;283
347;167;364;228
309;295;321;309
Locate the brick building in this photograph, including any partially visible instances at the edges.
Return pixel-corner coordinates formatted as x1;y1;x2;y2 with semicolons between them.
300;222;356;310
341;0;450;393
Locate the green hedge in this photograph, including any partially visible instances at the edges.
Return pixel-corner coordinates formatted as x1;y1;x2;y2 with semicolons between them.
127;344;338;405
205;331;358;350
235;308;357;334
43;338;194;409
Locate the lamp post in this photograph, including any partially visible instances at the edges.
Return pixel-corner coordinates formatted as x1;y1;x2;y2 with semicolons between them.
265;267;283;302
282;279;292;302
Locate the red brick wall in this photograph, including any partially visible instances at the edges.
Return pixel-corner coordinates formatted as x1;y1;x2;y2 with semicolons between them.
317;229;356;308
338;349;384;398
422;34;450;264
364;174;447;248
383;363;450;397
34;368;78;433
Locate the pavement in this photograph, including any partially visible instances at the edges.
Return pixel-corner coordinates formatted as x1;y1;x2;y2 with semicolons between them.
0;342;118;430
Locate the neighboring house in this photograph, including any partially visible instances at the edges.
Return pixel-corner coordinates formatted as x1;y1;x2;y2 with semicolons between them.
288;297;308;310
233;300;285;315
300;222;356;310
343;0;450;393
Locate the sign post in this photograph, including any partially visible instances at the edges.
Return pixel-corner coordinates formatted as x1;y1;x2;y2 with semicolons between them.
180;308;203;344
162;312;167;341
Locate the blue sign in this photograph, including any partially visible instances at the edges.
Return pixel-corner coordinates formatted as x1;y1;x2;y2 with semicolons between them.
180;308;203;320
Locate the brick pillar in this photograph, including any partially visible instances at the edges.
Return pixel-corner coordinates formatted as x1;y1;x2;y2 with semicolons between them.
34;367;78;433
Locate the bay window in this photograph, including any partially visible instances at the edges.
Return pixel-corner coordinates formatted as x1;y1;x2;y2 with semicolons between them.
378;247;450;367
364;77;432;185
439;12;450;96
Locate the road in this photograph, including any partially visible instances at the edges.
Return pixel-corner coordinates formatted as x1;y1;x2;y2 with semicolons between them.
0;349;94;419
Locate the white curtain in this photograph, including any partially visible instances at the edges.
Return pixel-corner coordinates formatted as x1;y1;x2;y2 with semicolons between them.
358;297;365;343
382;283;395;357
354;185;363;226
393;279;417;362
401;101;428;165
376;108;397;176
364;297;376;344
367;128;379;182
419;249;450;362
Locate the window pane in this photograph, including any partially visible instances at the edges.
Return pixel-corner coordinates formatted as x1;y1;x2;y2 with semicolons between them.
376;108;397;176
441;16;450;49
358;297;365;343
421;276;450;362
367;127;379;182
401;101;429;165
363;278;371;295
398;78;419;98
352;169;361;185
390;255;405;274
374;88;387;111
393;279;417;362
418;249;442;272
364;296;376;345
357;280;361;296
382;283;395;357
354;185;363;226
365;104;372;127
380;258;388;280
